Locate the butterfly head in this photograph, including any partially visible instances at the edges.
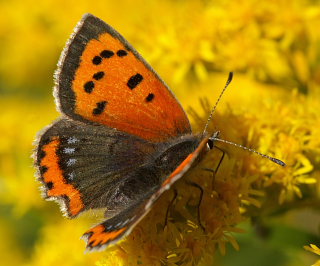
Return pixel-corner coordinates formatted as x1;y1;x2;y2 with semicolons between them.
207;131;220;150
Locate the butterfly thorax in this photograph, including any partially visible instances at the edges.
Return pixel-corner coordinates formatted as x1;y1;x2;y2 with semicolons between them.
152;134;202;183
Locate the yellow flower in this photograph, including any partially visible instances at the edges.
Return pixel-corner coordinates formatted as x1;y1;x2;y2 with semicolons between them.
26;218;105;266
305;244;320;256
0;98;58;215
304;244;320;266
0;0;319;265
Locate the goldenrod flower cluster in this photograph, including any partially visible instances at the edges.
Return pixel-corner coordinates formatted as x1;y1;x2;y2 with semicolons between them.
0;0;319;265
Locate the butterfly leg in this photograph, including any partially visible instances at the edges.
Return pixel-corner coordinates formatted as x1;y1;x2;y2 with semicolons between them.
163;188;178;229
185;180;205;231
213;145;226;175
202;145;227;189
202;167;215;174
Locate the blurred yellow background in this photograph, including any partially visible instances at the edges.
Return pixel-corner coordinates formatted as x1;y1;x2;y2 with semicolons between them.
0;0;319;265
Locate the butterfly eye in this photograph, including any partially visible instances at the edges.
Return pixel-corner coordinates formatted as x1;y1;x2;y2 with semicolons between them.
207;139;214;149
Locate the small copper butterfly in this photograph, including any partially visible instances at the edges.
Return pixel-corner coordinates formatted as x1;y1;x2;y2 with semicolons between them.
35;14;285;251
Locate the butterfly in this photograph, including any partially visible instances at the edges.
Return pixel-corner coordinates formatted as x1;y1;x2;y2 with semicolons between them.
35;13;285;252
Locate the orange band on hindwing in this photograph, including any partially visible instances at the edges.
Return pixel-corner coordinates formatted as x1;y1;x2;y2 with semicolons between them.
85;224;127;248
40;137;84;216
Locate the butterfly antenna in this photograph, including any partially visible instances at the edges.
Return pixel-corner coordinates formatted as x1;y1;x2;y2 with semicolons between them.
210;136;286;166
203;72;233;136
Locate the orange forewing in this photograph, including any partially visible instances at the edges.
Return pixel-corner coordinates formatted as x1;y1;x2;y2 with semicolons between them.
40;137;84;217
72;31;190;142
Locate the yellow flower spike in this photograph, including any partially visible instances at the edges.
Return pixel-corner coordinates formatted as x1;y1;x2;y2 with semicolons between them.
304;244;320;266
166;253;178;259
305;244;320;256
239;207;247;214
187;220;198;229
293;186;303;198
195;61;208;81
296;176;317;184
247;189;265;197
224;234;240;251
199;40;216;62
175;238;181;247
294;154;314;176
173;62;191;84
218;240;226;256
241;196;262;208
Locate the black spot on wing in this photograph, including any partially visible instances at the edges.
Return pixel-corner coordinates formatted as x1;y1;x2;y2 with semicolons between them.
93;71;105;80
40;166;48;175
42;138;51;146
117;50;128;57
39;150;46;159
46;181;53;190
93;101;107;115
92;56;102;65
145;93;154;102
84;81;95;93
127;74;143;89
100;50;114;58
